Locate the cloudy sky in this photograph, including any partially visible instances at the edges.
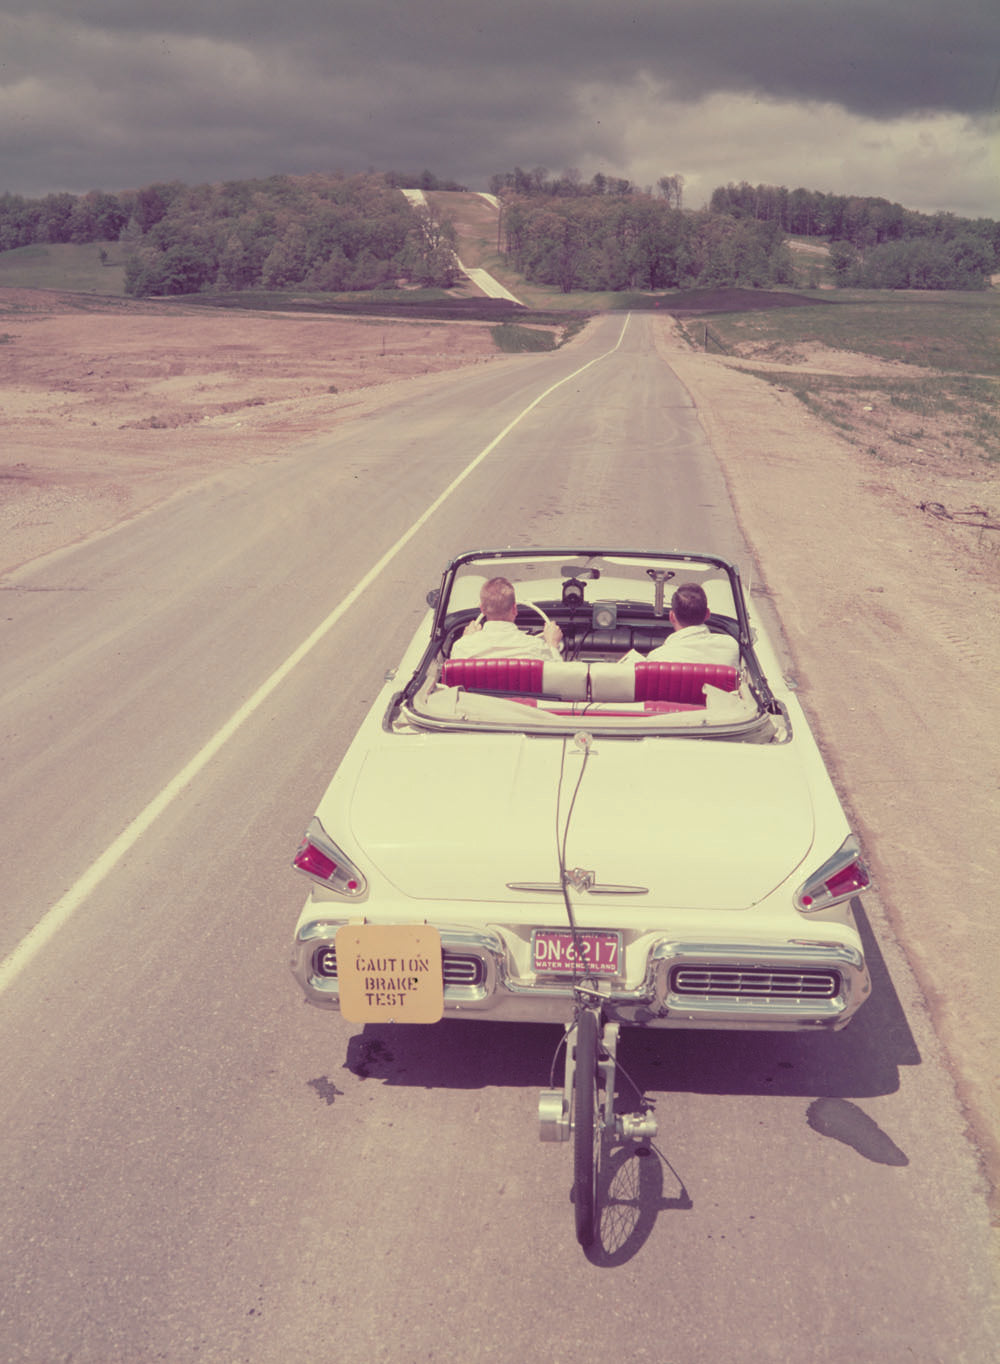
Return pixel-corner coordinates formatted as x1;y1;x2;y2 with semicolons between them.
2;0;998;218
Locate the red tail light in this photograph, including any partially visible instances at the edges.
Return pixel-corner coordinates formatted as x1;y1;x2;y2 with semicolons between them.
293;818;367;897
796;837;870;912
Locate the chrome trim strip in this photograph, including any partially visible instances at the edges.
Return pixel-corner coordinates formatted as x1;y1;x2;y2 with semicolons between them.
587;885;650;896
505;883;565;893
505;881;649;895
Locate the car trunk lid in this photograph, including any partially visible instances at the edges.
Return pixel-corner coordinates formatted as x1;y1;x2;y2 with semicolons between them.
345;734;815;910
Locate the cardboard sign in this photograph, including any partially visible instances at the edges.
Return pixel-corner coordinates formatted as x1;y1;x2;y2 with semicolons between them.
335;924;444;1024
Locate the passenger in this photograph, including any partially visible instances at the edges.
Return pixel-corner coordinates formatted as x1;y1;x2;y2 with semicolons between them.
450;576;563;662
643;582;740;668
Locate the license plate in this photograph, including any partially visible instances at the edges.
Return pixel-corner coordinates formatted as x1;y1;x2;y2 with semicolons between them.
532;929;621;976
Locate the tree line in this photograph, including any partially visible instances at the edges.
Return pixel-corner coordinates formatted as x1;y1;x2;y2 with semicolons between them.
497;194;792;292
711;180;998;289
490;167;997;291
709;180;999;254
0;173;460;296
489;165;685;207
0;168;995;296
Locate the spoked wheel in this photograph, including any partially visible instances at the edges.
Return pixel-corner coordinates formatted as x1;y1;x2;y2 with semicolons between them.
572;1009;601;1247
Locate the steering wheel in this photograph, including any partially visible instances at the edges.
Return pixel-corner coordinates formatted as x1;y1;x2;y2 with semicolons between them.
518;600;551;626
474;600;551;627
520;600;563;653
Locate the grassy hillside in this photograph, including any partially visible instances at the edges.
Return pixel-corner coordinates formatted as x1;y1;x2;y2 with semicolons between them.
677;290;999;375
0;241;129;294
674;290;1000;465
424;190;498;269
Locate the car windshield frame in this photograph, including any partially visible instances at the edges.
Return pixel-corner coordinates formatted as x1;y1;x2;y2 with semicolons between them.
428;546;754;646
391;548;781;739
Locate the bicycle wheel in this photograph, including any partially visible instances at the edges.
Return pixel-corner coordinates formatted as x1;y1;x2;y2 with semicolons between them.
572;1009;600;1246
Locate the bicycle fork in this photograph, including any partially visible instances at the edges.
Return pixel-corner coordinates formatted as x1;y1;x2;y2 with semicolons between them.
538;1014;658;1145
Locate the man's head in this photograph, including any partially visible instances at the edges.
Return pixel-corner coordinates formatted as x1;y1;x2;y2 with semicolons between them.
670;582;710;629
480;576;518;621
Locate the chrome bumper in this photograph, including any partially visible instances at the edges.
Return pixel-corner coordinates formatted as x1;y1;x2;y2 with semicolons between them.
290;922;871;1032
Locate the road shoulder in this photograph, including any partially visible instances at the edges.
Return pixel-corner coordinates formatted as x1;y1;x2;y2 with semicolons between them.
658;317;1000;1214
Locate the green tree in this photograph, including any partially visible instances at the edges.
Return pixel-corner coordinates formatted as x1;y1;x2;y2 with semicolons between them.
306;245;352;291
215;233;252;290
133;182;183;232
38;192;76;242
656;174;685;209
828;240;860;285
404;207;458;286
261;224;308;287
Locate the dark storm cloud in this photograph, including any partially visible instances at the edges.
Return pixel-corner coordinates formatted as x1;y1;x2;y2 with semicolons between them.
0;1;996;211
5;0;998;118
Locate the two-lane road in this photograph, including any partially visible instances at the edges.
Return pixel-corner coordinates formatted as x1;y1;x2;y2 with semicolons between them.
1;313;995;1362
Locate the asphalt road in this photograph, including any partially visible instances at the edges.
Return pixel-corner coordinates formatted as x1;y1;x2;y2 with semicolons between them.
1;313;995;1363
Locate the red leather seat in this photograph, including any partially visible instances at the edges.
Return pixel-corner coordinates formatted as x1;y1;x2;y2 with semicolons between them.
441;658;545;694
633;661;739;705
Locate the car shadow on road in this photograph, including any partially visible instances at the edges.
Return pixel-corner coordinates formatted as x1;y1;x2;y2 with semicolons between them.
339;900;918;1265
343;900;917;1103
619;900;918;1103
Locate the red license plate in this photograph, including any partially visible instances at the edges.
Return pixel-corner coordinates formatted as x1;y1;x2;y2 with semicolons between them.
532;929;621;976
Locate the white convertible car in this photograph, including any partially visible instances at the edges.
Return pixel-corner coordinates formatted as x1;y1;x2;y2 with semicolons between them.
290;547;872;1036
291;546;873;1244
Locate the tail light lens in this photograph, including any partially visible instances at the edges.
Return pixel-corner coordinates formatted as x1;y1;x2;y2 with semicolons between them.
795;836;870;913
293;818;367;897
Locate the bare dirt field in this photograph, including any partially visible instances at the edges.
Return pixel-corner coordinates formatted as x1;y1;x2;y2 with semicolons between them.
0;289;501;572
2;289;998;1219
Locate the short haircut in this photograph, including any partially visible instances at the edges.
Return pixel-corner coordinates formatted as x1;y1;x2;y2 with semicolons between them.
671;582;709;627
480;576;516;619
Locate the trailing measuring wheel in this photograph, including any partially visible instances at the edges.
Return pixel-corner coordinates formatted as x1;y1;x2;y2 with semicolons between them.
571;1008;601;1246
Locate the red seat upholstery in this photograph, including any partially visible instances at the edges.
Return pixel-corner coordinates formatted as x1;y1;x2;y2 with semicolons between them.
441;657;545;694
633;661;739;704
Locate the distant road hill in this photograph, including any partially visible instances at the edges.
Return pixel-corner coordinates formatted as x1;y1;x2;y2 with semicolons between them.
400;188;523;304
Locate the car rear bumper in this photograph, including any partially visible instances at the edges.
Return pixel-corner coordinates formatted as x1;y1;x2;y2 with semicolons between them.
290;920;871;1032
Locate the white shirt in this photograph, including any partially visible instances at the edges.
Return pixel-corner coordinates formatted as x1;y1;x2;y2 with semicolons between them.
645;624;740;669
450;619;561;662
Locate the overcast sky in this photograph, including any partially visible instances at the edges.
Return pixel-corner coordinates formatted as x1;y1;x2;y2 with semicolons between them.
2;1;998;218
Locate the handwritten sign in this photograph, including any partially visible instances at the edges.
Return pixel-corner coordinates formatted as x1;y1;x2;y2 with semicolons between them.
335;924;444;1023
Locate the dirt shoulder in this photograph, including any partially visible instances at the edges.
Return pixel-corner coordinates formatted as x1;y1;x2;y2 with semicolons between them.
2;289;997;1213
658;318;1000;1214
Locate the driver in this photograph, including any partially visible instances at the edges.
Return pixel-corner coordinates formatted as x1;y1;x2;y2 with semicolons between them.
450;576;563;661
